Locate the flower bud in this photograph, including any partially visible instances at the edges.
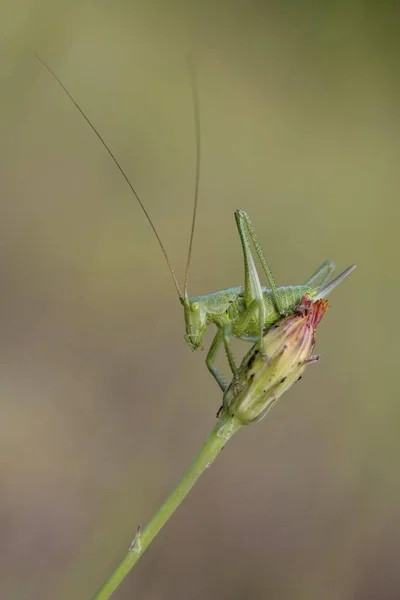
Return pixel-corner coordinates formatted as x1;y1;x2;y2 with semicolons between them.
222;296;328;425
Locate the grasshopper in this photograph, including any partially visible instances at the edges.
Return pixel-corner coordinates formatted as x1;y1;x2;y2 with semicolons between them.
36;56;356;391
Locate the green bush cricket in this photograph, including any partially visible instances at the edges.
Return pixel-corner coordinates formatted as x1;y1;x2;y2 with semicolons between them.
36;56;356;391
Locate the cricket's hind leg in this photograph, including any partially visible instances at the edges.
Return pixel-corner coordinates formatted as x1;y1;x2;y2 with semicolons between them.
233;298;270;360
314;265;356;299
304;260;335;289
234;210;285;316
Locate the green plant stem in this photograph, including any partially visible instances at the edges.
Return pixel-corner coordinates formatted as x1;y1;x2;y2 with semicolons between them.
91;412;242;600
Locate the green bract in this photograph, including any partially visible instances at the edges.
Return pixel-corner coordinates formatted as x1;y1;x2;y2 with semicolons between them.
222;297;329;425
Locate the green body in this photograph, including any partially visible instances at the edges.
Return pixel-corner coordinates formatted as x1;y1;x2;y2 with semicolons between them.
181;210;355;391
189;284;311;339
35;58;355;392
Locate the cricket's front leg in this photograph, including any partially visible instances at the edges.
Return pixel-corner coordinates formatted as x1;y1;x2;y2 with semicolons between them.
222;323;238;376
206;329;228;392
206;326;239;392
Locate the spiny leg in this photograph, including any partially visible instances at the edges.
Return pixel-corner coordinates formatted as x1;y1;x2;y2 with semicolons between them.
206;325;241;391
206;329;228;392
233;298;268;358
222;324;238;376
234;210;285;316
304;260;335;288
234;209;272;356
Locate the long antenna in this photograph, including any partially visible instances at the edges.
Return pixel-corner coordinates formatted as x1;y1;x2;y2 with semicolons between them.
34;53;183;299
183;57;201;299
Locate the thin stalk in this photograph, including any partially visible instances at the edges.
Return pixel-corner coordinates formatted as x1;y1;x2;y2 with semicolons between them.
91;412;242;600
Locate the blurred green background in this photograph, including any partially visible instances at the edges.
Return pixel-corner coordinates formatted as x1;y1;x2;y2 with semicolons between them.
1;2;399;599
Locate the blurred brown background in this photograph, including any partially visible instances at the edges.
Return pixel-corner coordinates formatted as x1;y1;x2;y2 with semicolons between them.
1;2;399;599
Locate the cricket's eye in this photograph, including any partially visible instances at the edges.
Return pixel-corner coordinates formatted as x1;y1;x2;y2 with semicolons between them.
191;302;199;312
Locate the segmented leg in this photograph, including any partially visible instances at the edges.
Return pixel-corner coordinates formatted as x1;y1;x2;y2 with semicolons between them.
304;260;335;289
206;329;228;391
235;210;285;316
206;325;240;392
233;298;268;356
222;324;238;375
314;265;356;299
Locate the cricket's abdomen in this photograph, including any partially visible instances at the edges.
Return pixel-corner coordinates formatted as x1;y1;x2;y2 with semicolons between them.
264;284;313;322
235;284;313;339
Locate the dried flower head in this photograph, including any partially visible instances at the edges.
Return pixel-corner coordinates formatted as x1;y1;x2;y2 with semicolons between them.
222;296;329;425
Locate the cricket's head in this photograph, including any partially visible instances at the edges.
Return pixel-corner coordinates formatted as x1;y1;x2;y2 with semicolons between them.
181;297;208;351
